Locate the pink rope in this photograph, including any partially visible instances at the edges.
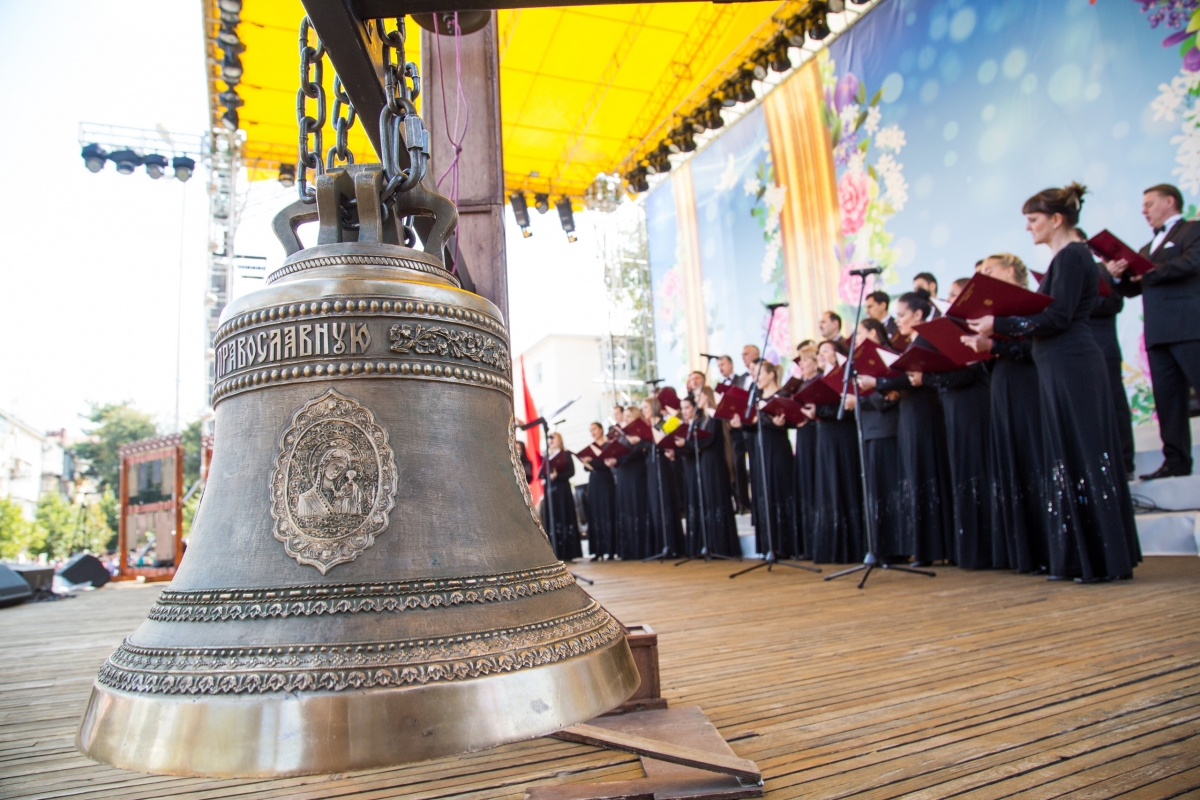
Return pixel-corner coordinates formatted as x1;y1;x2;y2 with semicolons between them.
433;13;470;273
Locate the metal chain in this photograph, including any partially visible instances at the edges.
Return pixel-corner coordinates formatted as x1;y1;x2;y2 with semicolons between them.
377;18;430;209
296;16;326;203
326;76;357;170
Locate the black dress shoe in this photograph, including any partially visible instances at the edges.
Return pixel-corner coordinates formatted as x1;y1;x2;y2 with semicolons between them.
1139;464;1191;481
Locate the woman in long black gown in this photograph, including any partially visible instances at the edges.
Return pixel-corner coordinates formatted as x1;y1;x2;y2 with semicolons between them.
961;253;1052;573
858;293;956;566
580;421;617;560
675;390;741;557
605;407;653;560
791;346;821;558
855;319;905;562
1082;230;1136;475
812;339;865;564
642;397;685;557
968;183;1140;582
541;432;583;561
730;361;798;557
919;279;994;569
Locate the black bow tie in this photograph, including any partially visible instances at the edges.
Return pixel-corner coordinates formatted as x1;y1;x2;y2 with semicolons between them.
1155;226;1166;235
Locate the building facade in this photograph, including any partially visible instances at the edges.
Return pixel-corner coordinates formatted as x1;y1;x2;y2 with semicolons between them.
0;410;69;519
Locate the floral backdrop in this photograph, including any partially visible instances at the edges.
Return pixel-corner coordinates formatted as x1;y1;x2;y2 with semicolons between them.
649;0;1187;423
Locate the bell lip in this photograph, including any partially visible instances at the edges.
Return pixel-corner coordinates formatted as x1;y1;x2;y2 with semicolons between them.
271;242;459;288
76;635;639;778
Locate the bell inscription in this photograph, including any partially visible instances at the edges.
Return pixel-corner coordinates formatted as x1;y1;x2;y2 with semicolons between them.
270;389;398;573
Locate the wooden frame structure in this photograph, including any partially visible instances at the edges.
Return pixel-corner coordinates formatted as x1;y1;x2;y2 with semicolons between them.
115;435;185;582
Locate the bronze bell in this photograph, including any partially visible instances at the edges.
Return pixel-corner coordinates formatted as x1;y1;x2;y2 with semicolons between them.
76;164;639;777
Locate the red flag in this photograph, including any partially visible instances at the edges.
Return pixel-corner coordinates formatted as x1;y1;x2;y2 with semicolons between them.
520;355;544;508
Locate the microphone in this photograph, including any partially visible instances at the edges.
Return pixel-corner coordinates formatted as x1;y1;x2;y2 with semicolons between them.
849;266;882;277
765;301;789;311
645;377;665;385
699;353;720;360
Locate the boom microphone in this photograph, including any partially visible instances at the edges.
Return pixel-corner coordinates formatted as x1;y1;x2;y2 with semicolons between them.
699;353;720;360
849;266;882;277
765;301;789;311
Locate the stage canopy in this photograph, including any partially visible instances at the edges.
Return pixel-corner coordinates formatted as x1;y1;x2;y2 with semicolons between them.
204;0;805;198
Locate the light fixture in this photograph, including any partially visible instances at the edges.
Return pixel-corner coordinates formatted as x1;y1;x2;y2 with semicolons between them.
703;98;725;130
686;115;706;135
643;147;671;176
172;156;196;182
626;168;650;193
221;108;239;131
219;9;240;25
785;15;807;47
556;197;577;243
769;36;793;73
828;0;846;11
109;149;142;175
510;192;532;237
219;89;243;109
808;2;831;40
143;153;169;180
735;71;757;104
217;0;242;12
534;193;550;214
278;163;296;188
221;52;243;82
81;143;107;173
666;126;695;153
751;51;770;81
217;22;240;47
718;82;738;108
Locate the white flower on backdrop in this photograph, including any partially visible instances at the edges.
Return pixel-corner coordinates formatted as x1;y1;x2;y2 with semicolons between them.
874;125;907;154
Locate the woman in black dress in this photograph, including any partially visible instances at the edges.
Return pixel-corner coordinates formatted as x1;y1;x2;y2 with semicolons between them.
642;397;685;557
579;421;617;560
791;346;821;558
968;183;1140;582
858;293;956;566
812;339;865;564
730;361;798;557
605;407;653;560
919;279;995;570
961;253;1052;573
675;390;741;557
540;432;583;561
855;319;905;562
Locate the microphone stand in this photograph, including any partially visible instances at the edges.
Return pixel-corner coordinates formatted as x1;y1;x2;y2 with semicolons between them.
675;412;740;566
731;303;820;578
824;267;935;589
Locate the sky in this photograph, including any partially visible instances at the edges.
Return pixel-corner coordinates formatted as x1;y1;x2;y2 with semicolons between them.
0;0;607;439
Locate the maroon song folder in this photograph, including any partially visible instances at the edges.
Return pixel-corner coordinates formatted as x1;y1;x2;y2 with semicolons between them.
597;439;631;461
657;386;681;413
946;272;1054;319
574;443;603;462
621;417;654;441
1030;267;1112;297
1088;229;1156;276
547;450;570;474
761;394;806;426
890;344;961;374
853;339;903;378
795;375;844;406
713;386;756;424
779;376;805;396
913;317;992;365
672;422;714;443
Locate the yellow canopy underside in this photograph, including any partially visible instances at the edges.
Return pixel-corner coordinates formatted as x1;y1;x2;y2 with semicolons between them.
211;1;792;198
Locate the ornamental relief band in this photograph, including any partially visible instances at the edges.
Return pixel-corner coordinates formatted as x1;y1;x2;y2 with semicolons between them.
214;317;510;382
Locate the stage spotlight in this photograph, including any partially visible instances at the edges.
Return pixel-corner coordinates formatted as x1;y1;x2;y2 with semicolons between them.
808;2;831;40
221;108;239;131
219;89;243;109
109;149;142;175
556;198;577;243
81;143;107;173
686;116;706;135
786;16;807;47
172;156;196;182
769;36;793;73
703;98;726;130
221;51;243;82
510;192;533;237
143;153;168;180
534;192;550;214
828;0;845;11
217;22;240;46
219;9;240;25
675;127;696;152
751;51;770;81
718;82;738;108
627;168;649;193
735;71;757;104
278;163;296;188
645;146;671;175
217;0;242;12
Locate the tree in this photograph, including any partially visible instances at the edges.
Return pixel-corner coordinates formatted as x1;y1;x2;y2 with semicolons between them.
35;493;75;560
99;489;119;551
182;419;203;488
74;402;158;490
0;497;46;560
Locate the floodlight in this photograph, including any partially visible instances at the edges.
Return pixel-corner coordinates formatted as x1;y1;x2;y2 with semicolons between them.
534;193;550;214
109;149;142;175
510;192;532;237
278;163;296;187
556;198;577;243
81;143;107;173
143;153;169;179
172;156;196;182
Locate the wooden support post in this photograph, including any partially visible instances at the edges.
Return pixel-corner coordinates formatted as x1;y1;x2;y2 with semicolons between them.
422;16;509;321
173;443;185;568
116;458;128;580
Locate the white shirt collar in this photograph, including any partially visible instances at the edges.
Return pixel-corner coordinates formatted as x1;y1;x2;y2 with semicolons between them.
1160;213;1184;232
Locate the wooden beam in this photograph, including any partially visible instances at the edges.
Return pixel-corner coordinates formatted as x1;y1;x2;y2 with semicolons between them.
551;723;762;783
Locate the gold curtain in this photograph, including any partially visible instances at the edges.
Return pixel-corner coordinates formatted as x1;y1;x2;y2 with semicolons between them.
671;162;709;371
763;60;842;347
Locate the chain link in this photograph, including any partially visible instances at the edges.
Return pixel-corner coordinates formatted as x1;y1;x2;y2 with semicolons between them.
377;18;430;209
296;16;326;203
326;76;357;170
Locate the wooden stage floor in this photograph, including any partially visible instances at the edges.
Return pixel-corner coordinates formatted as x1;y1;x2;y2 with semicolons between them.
3;557;1199;799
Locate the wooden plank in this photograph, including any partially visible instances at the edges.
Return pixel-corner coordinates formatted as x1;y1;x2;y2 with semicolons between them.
552;723;761;783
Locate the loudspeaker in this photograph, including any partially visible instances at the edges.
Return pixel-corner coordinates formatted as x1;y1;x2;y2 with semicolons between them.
58;553;111;588
0;564;32;607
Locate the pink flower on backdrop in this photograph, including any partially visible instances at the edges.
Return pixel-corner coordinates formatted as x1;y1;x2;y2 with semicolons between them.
765;306;791;363
659;269;683;318
838;263;874;305
838;169;869;237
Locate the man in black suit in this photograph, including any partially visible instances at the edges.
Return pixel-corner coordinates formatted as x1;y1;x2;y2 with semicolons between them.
1109;183;1200;479
865;290;899;340
719;354;753;513
818;310;846;346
